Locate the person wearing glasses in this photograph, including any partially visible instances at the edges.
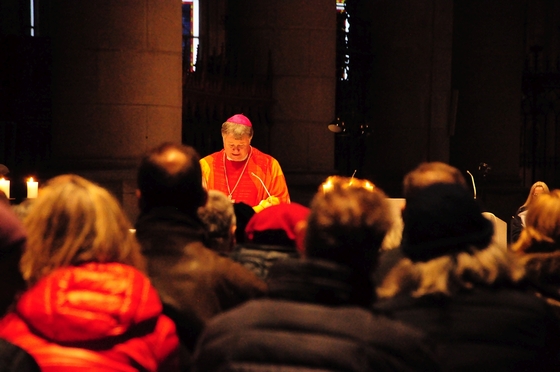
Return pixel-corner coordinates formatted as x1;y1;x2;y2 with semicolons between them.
199;114;290;212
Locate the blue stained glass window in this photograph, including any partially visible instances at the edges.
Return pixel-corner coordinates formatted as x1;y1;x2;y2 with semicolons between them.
182;0;199;71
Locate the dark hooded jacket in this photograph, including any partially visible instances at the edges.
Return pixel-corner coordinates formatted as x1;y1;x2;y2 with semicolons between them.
191;258;440;372
135;206;267;353
519;249;560;317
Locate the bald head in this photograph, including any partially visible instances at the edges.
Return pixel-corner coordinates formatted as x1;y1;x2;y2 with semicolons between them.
153;147;189;175
403;162;467;198
137;143;206;214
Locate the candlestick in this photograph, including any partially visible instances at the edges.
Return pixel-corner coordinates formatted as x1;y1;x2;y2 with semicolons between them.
0;178;9;199
27;177;38;199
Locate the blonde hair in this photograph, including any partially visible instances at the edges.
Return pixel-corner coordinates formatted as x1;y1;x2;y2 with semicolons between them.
377;242;521;298
512;189;560;253
306;176;393;271
521;181;549;208
21;174;145;286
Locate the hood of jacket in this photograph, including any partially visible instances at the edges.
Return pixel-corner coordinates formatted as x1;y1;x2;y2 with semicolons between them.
267;258;374;308
16;262;163;344
135;206;209;255
521;250;560;301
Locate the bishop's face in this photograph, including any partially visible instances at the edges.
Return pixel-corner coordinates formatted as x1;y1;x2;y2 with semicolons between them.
223;134;251;161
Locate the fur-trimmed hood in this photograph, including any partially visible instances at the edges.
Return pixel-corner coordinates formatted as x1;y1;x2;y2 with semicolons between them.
520;250;560;309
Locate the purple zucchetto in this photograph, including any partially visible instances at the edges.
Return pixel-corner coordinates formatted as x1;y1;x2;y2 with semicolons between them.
225;114;252;127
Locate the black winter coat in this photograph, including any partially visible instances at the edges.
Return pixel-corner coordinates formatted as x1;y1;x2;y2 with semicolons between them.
191;258;440;371
520;250;560;318
375;287;560;371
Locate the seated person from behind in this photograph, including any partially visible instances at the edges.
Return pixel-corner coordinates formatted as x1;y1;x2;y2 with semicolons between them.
232;202;255;244
512;189;560;318
0;174;178;371
376;183;560;371
134;142;267;356
197;190;237;254
191;176;439;371
374;161;469;285
230;202;310;280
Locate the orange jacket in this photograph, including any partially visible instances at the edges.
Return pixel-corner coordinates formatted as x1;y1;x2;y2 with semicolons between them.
0;262;179;371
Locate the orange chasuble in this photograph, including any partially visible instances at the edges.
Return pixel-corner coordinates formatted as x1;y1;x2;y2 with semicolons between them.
223;157;259;205
200;147;291;207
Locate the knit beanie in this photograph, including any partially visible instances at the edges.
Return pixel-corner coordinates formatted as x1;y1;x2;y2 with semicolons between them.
245;203;310;248
401;183;494;262
225;114;252;127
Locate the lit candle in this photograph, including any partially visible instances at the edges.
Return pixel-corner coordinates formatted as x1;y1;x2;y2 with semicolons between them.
0;178;9;199
27;177;38;199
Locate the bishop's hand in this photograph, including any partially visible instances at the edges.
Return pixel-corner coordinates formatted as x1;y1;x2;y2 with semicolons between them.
253;195;280;213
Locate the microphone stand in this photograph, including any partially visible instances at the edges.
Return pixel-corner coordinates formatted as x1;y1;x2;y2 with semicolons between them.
466;170;477;200
251;172;272;198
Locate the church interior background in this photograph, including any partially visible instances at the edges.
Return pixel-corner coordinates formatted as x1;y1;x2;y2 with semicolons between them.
1;0;560;235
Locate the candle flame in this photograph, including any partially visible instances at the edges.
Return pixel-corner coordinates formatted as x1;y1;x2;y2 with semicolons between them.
28;177;34;182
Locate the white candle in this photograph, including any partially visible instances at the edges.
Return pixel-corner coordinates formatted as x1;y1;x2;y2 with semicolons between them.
27;177;38;199
0;178;9;199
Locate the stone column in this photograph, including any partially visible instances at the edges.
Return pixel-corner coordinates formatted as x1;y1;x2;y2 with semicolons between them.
48;1;182;221
364;0;454;196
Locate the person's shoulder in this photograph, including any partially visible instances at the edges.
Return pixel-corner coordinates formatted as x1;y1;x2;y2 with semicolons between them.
200;150;222;162
192;244;257;274
0;338;40;372
250;147;276;160
250;147;282;170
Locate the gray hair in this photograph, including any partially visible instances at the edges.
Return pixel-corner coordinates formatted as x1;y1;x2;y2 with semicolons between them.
198;190;237;252
221;122;253;140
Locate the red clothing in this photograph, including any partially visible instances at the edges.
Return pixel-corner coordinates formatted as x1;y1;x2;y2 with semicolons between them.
0;262;179;372
223;158;259;205
200;147;290;207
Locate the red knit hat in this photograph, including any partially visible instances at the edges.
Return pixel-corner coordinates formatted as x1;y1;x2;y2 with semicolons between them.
226;114;252;127
245;203;310;249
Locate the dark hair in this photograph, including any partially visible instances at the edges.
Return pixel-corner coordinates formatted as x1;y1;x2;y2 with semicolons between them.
233;202;255;244
137;142;206;214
